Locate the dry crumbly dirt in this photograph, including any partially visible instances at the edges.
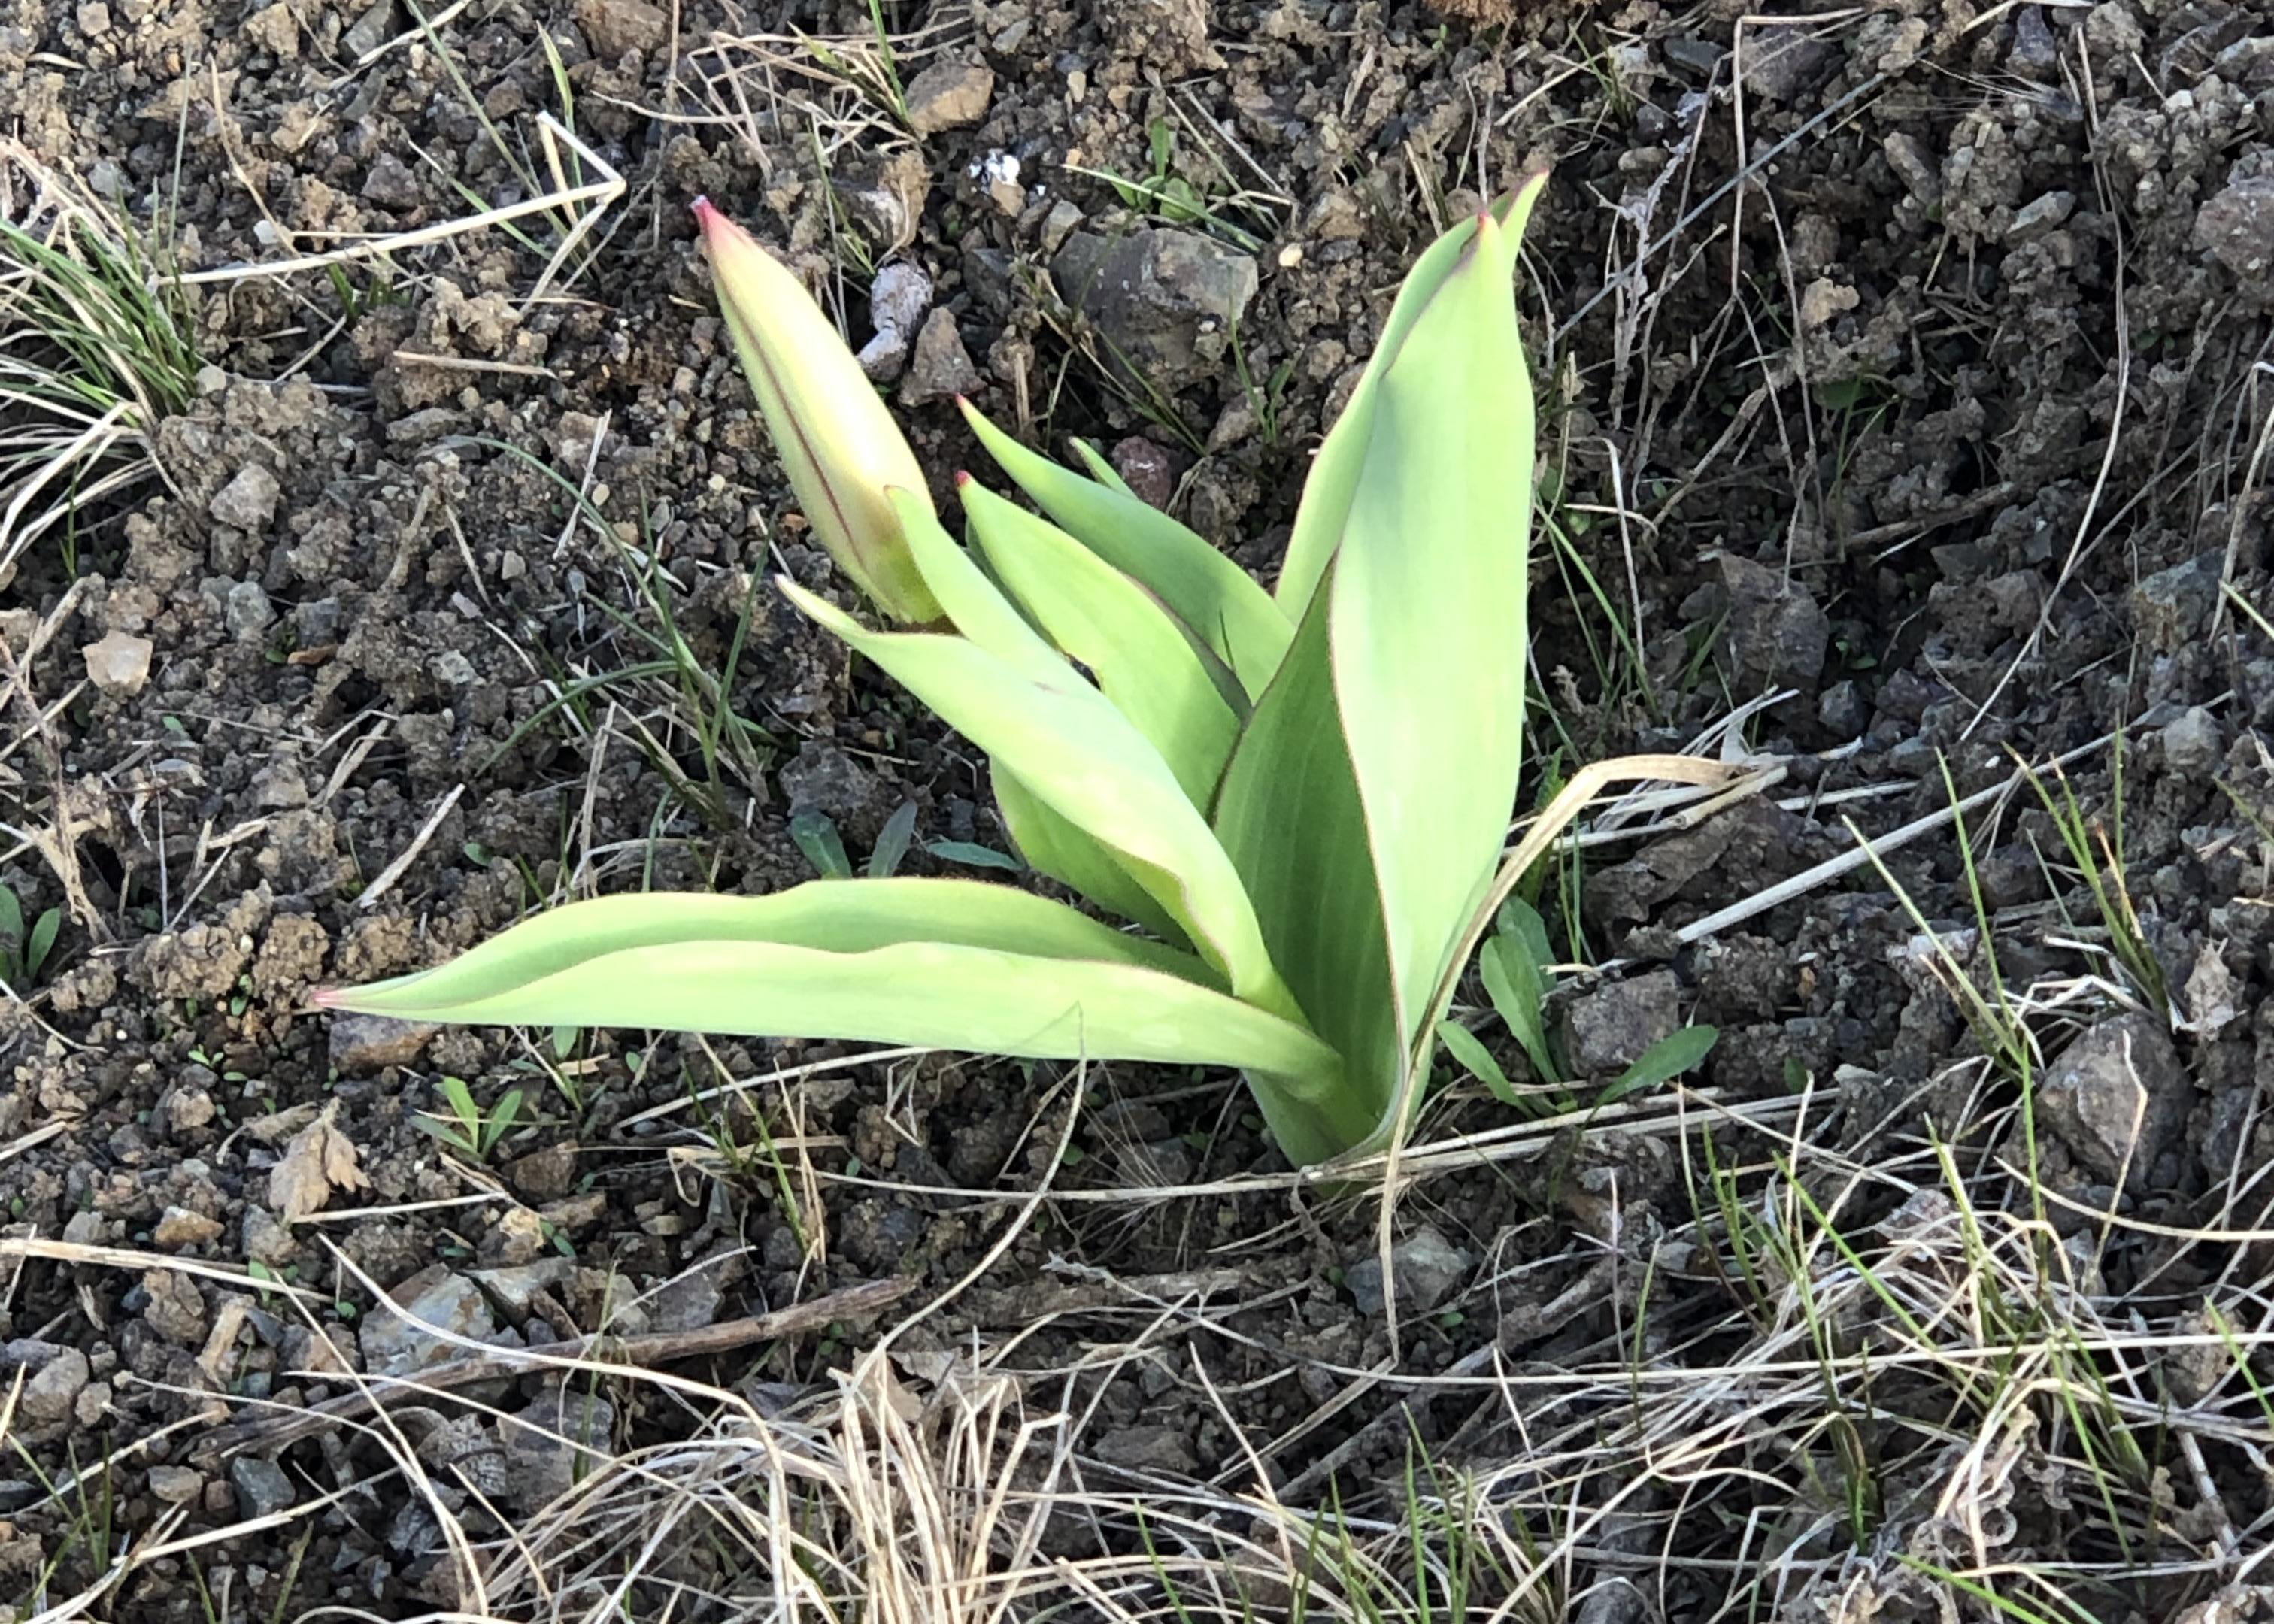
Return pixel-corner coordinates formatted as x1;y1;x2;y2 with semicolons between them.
2;0;2274;1617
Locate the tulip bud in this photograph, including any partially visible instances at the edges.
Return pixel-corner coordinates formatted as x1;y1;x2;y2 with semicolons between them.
692;198;943;623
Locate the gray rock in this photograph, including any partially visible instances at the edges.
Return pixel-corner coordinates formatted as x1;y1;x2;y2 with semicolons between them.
1742;31;1839;101
329;1013;441;1073
360;152;421;211
2008;4;2058;71
1718;554;1829;692
209;463;280;532
1346;1226;1472;1316
1111;437;1177;510
147;1465;203;1504
1663;35;1725;75
778;738;884;825
1818;678;1867;738
361;1268;500;1376
142;1268;208;1345
472;1258;574;1321
2196;179;2274;284
2039;1013;2187;1189
1090;1423;1199;1474
1881;132;1940;208
902;58;994;137
8;1344;89;1429
504;1390;617;1509
2130;552;2220;655
1096;0;1214;73
341;0;397;57
1560;970;1681;1077
650;1267;724;1333
900;308;982;408
229;1456;296;1519
2162;706;2222;775
81;629;153;696
2009;190;2075;243
856;262;932;382
224;580;276;640
575;0;665;57
1050;228;1257;390
1041;199;1084;253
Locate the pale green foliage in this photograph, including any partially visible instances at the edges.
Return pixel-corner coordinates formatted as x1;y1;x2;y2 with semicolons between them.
321;178;1553;1167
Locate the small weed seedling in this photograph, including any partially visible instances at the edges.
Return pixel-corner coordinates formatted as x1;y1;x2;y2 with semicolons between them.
414;1076;528;1162
1438;896;1718;1116
0;884;60;993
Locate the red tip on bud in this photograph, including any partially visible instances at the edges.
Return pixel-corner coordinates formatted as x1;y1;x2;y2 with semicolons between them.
954;470;973;488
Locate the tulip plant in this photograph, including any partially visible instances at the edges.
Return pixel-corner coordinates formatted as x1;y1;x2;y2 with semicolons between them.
318;178;1733;1168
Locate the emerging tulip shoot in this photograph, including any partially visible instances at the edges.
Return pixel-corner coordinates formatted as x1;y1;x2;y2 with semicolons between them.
318;174;1733;1168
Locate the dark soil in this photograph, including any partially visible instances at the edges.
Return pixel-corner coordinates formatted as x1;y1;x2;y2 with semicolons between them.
3;0;2274;1617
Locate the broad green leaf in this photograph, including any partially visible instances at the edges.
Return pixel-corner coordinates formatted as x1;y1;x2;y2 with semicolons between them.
0;886;20;947
1275;195;1530;621
1436;1019;1519;1107
1479;898;1560;1086
782;580;1295;1016
23;909;54;981
1211;571;1401;1126
961;481;1242;806
1598;1024;1718;1107
929;840;1022;872
958;401;1291;698
995;768;1187;944
320;883;1339;1080
326;879;1202;995
790;809;852;878
867;801;918;879
1330;185;1539;1059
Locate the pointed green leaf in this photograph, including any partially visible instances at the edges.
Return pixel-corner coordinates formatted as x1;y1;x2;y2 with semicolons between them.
960;481;1242;807
1330;186;1539;1057
958;401;1290;698
1598;1024;1718;1107
320;882;1339;1079
994;768;1187;944
782;580;1294;1014
1479;900;1560;1087
1436;1019;1520;1108
884;486;1064;682
1211;574;1401;1129
1276;185;1542;620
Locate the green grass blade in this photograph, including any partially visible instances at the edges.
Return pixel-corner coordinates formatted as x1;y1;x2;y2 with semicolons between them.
958;401;1291;698
783;580;1294;1013
961;480;1242;806
321;887;1338;1078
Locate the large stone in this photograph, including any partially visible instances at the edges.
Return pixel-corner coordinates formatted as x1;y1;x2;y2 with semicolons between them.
575;0;665;59
360;1268;502;1376
1346;1226;1472;1316
208;463;280;532
1050;229;1257;390
2197;179;2274;286
1560;970;1681;1077
2039;1013;2187;1189
902;58;993;137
